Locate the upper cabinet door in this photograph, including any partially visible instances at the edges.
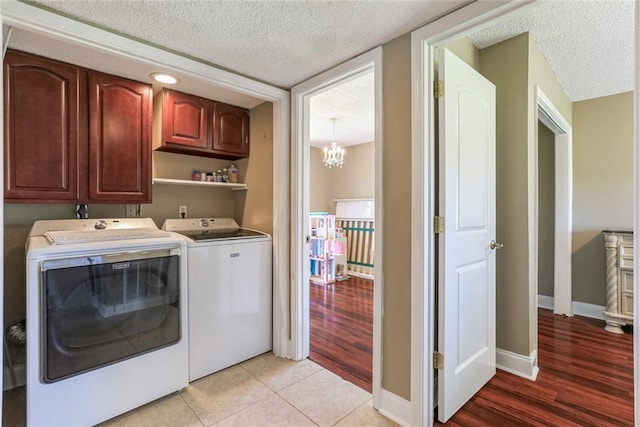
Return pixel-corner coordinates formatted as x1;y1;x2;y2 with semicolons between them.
162;89;209;150
212;102;249;157
88;71;152;202
4;50;82;201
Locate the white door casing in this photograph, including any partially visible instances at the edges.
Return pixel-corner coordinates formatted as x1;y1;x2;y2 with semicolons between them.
437;48;497;422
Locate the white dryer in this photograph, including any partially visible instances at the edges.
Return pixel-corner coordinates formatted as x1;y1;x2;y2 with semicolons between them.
163;218;272;381
25;218;188;426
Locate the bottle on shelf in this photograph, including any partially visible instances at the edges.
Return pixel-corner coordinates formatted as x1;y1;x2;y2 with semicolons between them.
228;164;239;183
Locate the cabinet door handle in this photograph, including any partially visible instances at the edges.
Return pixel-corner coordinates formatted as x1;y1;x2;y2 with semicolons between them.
490;240;504;250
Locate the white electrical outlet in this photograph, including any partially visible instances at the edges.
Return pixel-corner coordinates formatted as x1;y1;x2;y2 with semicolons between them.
125;204;137;218
179;205;187;218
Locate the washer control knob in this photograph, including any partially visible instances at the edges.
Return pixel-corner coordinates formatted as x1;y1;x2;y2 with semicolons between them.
94;220;108;229
200;219;210;228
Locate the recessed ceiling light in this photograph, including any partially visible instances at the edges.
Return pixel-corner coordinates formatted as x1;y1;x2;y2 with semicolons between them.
150;73;179;84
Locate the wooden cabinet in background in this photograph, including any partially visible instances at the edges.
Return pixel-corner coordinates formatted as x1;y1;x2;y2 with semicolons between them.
154;88;249;160
4;50;84;201
3;50;152;203
213;102;249;158
88;71;152;203
159;89;208;151
603;230;634;334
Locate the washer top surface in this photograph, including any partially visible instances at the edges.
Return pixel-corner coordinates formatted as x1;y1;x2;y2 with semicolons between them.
163;218;270;242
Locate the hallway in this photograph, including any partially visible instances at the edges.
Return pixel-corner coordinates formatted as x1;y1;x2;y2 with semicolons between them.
436;309;634;425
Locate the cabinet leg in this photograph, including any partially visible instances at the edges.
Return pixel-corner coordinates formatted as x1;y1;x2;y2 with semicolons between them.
604;321;625;334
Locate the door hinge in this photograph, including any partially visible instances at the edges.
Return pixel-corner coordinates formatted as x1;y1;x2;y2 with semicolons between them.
434;216;445;234
434;80;444;98
434;351;444;370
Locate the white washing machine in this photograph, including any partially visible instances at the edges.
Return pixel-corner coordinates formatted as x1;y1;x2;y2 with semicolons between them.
163;218;272;381
25;218;188;426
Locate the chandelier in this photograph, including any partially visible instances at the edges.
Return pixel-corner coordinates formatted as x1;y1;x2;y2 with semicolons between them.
322;118;345;168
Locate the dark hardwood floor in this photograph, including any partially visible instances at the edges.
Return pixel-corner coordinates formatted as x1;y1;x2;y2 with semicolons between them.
309;276;373;392
436;308;634;426
309;280;634;425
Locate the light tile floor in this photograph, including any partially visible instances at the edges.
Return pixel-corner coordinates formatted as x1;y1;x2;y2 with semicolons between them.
2;353;398;427
102;353;398;427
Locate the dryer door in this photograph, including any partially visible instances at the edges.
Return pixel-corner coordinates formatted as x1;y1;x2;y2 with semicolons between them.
41;249;181;383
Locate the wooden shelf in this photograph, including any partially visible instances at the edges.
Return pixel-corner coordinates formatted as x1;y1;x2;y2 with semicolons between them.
152;178;247;191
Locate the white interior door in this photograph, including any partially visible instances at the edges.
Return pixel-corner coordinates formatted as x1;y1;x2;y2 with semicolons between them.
437;48;497;423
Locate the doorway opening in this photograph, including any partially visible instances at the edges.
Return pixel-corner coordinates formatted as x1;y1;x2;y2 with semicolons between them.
291;47;383;404
411;1;636;426
307;71;376;391
534;88;573;320
537;120;556;311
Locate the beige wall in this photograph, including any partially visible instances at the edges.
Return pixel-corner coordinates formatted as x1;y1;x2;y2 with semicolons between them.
382;33;412;400
538;122;555;297
572;92;633;305
309;147;333;213
526;34;572;352
235;101;274;234
310;142;375;213
479;33;531;356
4;103;273;326
445;37;480;70
331;142;375;202
480;32;572;356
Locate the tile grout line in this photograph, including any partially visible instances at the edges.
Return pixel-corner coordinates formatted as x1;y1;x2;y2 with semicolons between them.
240;360;327;394
177;390;207;427
240;361;325;426
328;397;374;427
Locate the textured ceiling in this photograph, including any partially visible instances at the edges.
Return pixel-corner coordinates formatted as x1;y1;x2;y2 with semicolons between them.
310;71;374;147
8;0;635;146
468;0;634;102
24;0;468;89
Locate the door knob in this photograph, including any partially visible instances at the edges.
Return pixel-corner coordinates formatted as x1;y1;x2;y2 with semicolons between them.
490;240;504;250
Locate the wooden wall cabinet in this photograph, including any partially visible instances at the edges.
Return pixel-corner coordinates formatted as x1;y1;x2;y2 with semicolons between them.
213;102;249;158
154;89;249;160
4;50;83;201
159;89;208;151
4;50;152;203
88;71;152;203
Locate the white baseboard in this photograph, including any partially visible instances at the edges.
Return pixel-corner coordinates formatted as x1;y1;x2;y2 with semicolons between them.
3;362;25;390
377;388;411;427
538;294;554;310
572;301;605;320
496;348;539;381
537;295;605;320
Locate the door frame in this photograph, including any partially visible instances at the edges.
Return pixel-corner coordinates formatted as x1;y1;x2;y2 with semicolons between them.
534;87;573;317
410;2;539;426
290;47;383;405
